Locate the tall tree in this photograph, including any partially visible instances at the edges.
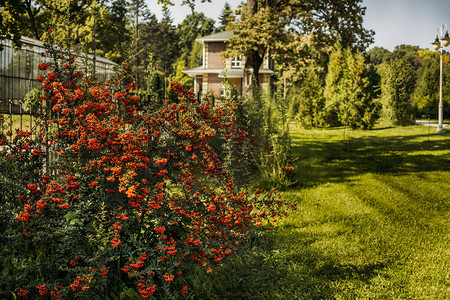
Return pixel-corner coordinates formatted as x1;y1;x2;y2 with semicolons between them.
218;2;235;31
390;44;421;69
128;0;148;87
324;42;375;129
155;10;179;75
413;51;450;119
134;10;178;91
1;0;129;60
20;0;42;40
289;67;326;128
187;40;203;68
366;46;391;65
379;59;416;126
323;41;346;126
176;11;215;64
39;0;94;44
228;0;374;89
0;0;25;48
101;0;130;62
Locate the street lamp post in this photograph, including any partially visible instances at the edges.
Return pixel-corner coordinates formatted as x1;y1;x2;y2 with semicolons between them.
431;23;450;132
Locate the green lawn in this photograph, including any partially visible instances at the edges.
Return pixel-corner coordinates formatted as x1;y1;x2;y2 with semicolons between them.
188;124;450;299
1;114;37;133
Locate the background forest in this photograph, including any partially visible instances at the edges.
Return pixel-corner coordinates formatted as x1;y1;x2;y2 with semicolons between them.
2;0;449;127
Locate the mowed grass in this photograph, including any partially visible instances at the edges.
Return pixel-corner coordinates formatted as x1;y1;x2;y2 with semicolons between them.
187;124;449;299
1;114;37;133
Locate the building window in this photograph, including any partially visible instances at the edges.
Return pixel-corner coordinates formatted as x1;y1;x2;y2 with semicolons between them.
220;83;231;99
269;58;275;70
231;56;241;69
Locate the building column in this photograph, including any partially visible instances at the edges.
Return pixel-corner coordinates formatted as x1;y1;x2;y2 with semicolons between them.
202;73;208;96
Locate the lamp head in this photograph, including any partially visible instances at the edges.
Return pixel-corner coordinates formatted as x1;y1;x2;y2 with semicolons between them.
432;35;442;50
441;30;450;47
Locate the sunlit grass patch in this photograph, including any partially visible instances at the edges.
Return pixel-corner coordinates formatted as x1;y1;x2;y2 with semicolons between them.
195;124;449;299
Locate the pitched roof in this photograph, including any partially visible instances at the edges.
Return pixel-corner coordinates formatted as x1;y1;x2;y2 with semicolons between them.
18;36;117;66
182;67;274;77
219;69;244;78
196;31;234;43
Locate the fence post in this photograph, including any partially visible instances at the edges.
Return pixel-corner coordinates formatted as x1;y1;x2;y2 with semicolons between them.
9;100;12;143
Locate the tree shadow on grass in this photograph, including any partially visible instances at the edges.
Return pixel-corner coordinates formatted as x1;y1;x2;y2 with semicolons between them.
188;230;387;300
193;128;450;299
291;130;450;187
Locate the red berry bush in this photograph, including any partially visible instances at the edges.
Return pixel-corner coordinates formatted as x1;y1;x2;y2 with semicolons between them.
0;46;294;298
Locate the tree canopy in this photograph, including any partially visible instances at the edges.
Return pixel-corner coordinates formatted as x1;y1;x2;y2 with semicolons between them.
227;0;374;87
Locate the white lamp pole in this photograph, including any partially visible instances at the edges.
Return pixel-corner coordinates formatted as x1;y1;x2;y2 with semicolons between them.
431;23;450;132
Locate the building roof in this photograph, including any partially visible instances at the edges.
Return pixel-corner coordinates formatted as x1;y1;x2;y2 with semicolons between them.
21;36;46;48
196;31;235;43
183;66;223;77
18;36;117;66
183;66;274;78
183;67;245;78
219;69;244;78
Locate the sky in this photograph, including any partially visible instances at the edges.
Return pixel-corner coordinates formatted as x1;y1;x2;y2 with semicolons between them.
146;0;450;51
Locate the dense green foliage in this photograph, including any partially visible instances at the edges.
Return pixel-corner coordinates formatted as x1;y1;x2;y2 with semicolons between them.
324;43;375;129
367;46;450;122
290;42;376;129
288;67;325;128
413;51;450;119
0;0;24;48
217;2;235;31
379;59;416;126
290;43;450;130
4;0;450;126
227;0;374;87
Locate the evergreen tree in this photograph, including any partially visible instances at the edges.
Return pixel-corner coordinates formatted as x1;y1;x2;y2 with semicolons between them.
380;59;416;126
169;59;193;88
187;41;203;68
324;42;375;129
324;42;346;126
289;67;325;128
176;12;215;65
366;46;391;65
156;10;179;75
103;0;130;62
133;10;178;89
218;2;235;31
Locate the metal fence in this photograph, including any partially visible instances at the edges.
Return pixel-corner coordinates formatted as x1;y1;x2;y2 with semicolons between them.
0;36;117;142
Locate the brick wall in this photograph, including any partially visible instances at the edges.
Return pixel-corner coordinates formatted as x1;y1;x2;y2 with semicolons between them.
206;74;223;97
207;42;226;68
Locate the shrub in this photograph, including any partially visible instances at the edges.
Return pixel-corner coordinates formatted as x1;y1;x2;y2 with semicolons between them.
248;89;296;188
0;42;294;299
22;88;43;117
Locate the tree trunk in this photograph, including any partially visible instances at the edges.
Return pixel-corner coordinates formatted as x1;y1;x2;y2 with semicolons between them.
247;0;257;15
245;0;265;97
24;0;40;40
135;0;140;88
